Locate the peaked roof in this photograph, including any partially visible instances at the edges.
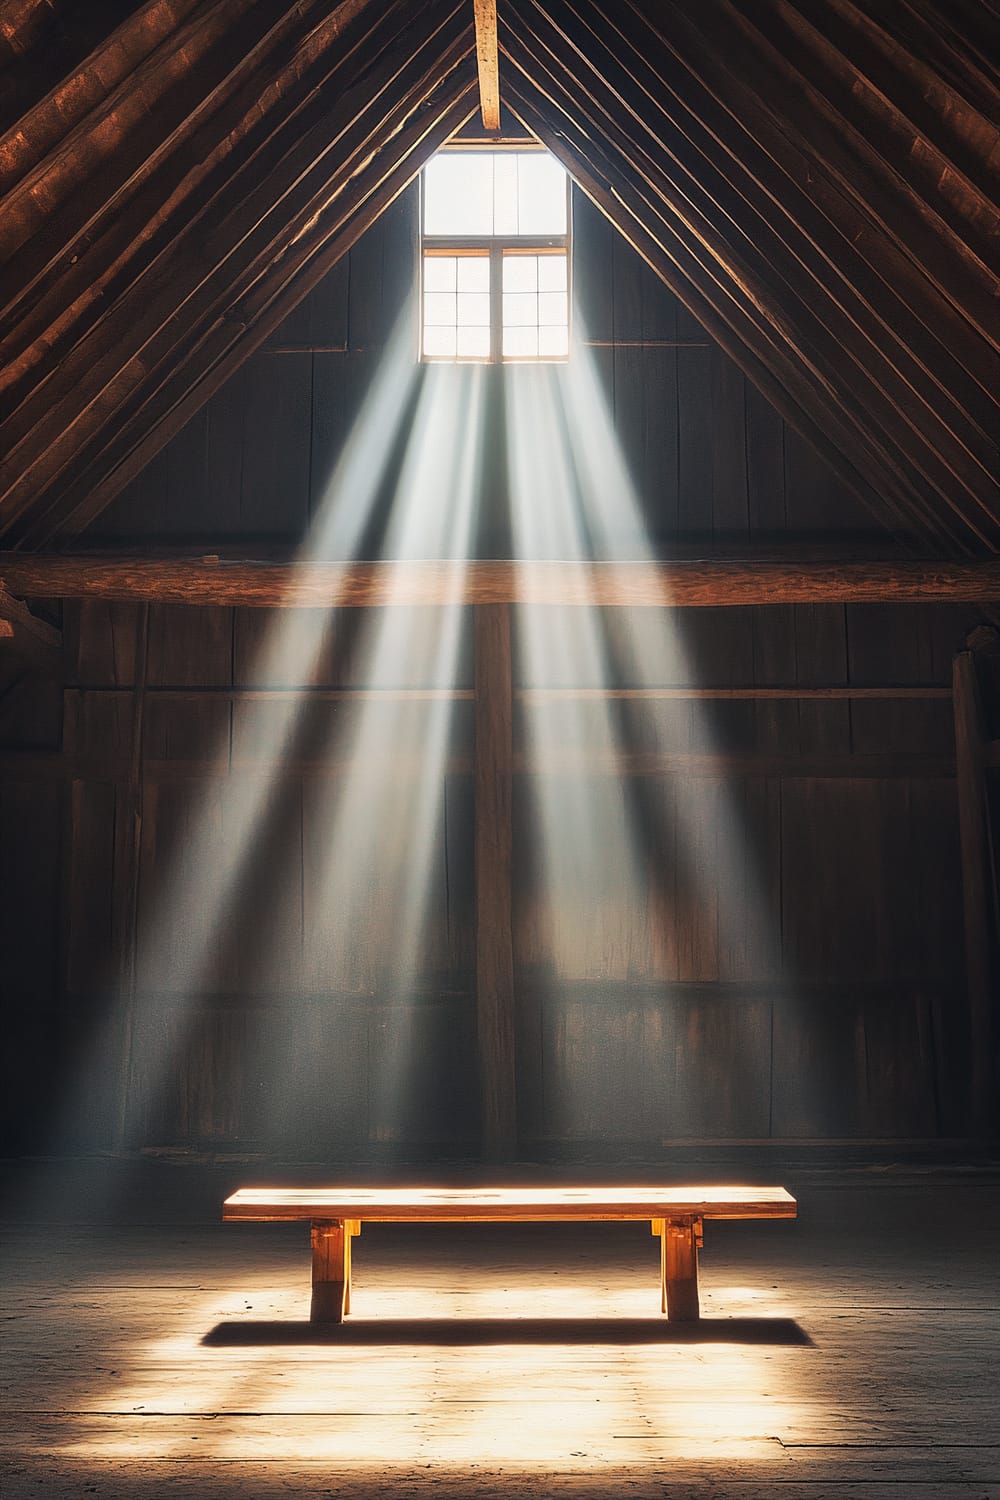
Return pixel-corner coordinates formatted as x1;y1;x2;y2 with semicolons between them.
1;0;997;553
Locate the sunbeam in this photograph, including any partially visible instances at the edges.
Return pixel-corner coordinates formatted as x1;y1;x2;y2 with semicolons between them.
257;363;485;1151
506;343;787;1143
43;318;420;1177
507;366;648;1142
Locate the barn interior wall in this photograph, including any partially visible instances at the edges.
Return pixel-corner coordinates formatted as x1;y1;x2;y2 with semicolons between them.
90;187;885;552
0;183;981;1156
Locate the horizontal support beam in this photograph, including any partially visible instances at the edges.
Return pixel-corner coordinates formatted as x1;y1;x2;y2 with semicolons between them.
63;683;953;700
0;750;964;781
2;555;1000;607
59;977;958;1012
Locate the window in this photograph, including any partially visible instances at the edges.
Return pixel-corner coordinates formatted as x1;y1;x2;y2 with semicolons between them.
420;150;569;363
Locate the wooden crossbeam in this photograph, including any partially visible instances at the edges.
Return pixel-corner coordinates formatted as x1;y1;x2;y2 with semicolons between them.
42;683;955;701
2;555;1000;607
473;0;500;128
0;748;963;781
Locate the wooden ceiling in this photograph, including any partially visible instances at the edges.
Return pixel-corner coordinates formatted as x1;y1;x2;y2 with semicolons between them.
1;0;997;554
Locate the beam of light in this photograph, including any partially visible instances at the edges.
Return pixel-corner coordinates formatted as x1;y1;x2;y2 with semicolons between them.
506;365;650;1139
43;317;420;1178
257;363;484;1153
560;336;786;1074
137;315;420;1000
507;335;788;1144
560;331;762;871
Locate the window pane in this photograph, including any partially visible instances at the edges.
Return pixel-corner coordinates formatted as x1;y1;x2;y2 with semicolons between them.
538;324;568;357
538;291;567;326
537;254;567;291
423;255;456;292
423;154;493;235
503;254;537;293
503;292;537;328
421;151;568;364
458;291;490;326
424;325;457;358
504;325;539;358
424;291;456;326
493;155;518;235
457;256;489;292
517;154;567;234
456;325;490;358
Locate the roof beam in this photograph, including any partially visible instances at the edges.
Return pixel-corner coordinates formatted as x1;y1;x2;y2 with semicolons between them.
0;0;477;547
473;0;500;128
504;0;1000;553
2;555;999;608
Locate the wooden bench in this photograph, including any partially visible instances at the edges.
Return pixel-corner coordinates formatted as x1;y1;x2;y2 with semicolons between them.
223;1185;796;1323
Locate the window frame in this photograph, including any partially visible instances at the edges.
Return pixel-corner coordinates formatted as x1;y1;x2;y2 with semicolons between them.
419;144;572;365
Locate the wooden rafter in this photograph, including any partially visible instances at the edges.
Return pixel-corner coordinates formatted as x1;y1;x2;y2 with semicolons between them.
0;0;997;553
2;555;1000;608
473;0;501;128
0;0;478;547
501;0;1000;553
0;583;62;673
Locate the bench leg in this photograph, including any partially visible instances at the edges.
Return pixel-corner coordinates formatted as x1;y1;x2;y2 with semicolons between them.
311;1220;351;1323
659;1216;701;1321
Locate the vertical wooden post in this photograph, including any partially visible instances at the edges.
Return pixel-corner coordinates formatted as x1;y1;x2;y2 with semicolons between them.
114;603;150;1152
660;1216;702;1321
474;603;517;1158
59;679;83;1070
310;1220;350;1322
952;650;994;1130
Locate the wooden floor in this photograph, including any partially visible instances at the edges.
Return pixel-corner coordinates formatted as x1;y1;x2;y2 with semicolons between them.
2;1162;999;1498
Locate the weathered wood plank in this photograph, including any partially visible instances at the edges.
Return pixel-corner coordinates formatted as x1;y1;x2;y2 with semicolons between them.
472;0;500;129
3;555;1000;608
2;1178;1000;1495
223;1185;797;1220
21;681;956;702
951;650;995;1130
475;603;516;1157
0;584;62;672
112;603;148;1151
0;747;962;781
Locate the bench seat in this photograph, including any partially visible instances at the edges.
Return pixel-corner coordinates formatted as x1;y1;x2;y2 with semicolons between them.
223;1185;796;1324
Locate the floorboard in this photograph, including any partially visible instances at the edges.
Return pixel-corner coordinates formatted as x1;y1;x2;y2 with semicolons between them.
2;1163;999;1497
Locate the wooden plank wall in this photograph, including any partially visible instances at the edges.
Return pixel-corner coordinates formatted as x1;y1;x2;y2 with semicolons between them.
0;664;63;1150
0;178;981;1154
52;599;478;1155
511;601;969;1148
90;188;881;551
0;593;972;1154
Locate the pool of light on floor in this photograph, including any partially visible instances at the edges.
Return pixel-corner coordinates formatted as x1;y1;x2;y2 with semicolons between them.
54;1277;817;1464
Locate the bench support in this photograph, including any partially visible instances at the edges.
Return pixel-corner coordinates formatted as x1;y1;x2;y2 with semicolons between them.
310;1219;359;1322
653;1215;703;1320
226;1188;794;1324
